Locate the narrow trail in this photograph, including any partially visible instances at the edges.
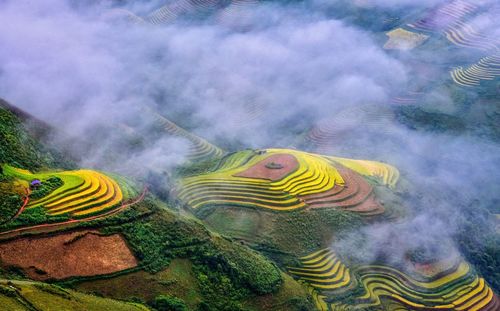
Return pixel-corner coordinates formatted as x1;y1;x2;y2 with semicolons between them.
0;187;148;238
14;187;30;219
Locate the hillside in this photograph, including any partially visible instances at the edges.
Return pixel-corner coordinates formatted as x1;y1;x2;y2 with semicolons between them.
0;106;311;310
1;101;498;310
0;279;148;311
0;0;499;310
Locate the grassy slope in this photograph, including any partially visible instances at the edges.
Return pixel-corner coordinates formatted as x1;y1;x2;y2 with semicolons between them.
204;206;363;256
89;198;310;310
75;259;203;309
0;191;303;310
40;197;311;310
0;279;149;311
75;260;310;311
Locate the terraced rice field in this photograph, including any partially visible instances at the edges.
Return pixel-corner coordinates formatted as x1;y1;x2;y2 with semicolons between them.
288;249;353;292
102;9;145;24
389;0;497;52
3;165;125;217
146;109;224;162
177;149;398;216
391;91;425;105
392;0;499;88
327;156;399;188
407;0;477;32
225;101;266;129
305;105;396;154
451;53;500;87
215;0;259;26
289;249;499;311
147;0;257;24
402;1;499;68
148;0;206;24
444;21;499;52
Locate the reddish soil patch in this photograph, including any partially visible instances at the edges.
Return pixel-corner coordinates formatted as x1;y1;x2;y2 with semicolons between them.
234;154;299;181
485;293;499;311
300;166;384;216
0;230;137;280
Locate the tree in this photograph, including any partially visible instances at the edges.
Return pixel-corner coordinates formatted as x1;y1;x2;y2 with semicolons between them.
152;295;188;311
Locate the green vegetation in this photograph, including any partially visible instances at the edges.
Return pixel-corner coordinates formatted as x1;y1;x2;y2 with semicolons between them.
204;206;363;256
199;238;283;295
1;97;497;311
0;108;70;171
0;195;22;223
269;208;363;255
75;259;203;310
455;206;500;292
0;164;129;220
101;198;211;273
93;198;284;309
0;206;70;231
395;105;466;133
173;156;222;178
152;295;187;311
75;259;312;311
0;279;149;310
1;5;499;306
29;176;63;200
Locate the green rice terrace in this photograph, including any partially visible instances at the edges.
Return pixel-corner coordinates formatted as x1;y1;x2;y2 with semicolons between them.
0;0;499;311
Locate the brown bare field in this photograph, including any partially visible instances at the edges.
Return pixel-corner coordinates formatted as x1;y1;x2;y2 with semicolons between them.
234;154;299;181
0;230;137;280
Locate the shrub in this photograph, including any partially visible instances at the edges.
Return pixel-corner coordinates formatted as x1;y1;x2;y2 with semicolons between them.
0;194;22;223
0;206;70;230
29;176;64;200
0;284;17;297
0;108;65;170
395;106;466;133
152;295;187;311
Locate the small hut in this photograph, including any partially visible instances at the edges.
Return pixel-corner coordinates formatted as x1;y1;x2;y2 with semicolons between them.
30;179;42;190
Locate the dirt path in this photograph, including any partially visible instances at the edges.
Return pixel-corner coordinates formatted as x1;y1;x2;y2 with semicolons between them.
14;188;30;219
0;187;147;238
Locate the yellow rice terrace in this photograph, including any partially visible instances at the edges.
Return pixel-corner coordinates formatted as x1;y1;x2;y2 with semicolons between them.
177;148;399;216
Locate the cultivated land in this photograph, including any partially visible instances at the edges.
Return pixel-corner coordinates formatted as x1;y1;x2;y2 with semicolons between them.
1;95;498;310
0;107;309;310
177;148;398;214
289;249;499;310
0;230;138;280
